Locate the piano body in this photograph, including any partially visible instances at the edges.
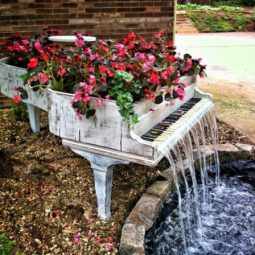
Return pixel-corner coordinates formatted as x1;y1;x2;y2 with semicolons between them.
0;58;213;220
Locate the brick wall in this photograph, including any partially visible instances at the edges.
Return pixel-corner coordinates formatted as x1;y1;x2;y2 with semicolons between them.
0;0;175;108
0;0;175;42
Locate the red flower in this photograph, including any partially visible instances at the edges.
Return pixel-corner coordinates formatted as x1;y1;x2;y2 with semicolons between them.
27;57;38;69
149;72;160;85
13;95;21;104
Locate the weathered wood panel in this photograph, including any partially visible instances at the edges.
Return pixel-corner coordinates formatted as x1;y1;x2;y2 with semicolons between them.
0;58;48;111
48;90;124;150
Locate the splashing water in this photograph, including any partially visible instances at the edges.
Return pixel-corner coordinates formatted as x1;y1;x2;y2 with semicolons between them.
144;110;254;254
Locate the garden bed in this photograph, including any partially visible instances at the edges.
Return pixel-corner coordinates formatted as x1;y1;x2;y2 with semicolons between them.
0;107;253;254
187;10;255;32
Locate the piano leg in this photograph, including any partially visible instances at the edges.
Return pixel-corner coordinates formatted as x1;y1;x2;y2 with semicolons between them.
27;103;40;133
70;149;129;221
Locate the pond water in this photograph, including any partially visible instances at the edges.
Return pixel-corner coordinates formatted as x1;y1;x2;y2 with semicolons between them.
145;171;255;255
145;107;255;255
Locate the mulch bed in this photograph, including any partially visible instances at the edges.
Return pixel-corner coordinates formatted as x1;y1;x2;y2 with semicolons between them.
0;108;251;254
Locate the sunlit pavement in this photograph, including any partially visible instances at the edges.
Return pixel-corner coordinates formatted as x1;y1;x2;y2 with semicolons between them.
175;33;255;87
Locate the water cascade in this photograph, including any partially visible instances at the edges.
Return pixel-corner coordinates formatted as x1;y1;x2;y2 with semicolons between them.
144;110;255;254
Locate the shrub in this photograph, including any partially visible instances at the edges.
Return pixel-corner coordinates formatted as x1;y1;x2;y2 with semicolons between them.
0;233;14;255
177;3;244;11
11;101;28;122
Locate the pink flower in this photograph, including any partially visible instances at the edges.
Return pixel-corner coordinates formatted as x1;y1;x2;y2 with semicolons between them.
142;63;151;72
135;52;146;61
173;78;180;85
161;68;172;80
103;243;112;251
147;54;156;65
153;30;165;39
88;75;96;86
57;69;66;77
115;43;125;51
84;48;92;55
34;41;42;51
27;57;38;69
38;73;49;85
21;39;29;45
88;53;98;61
72;232;81;245
75;38;85;48
76;33;83;39
95;98;104;107
176;88;185;100
13;95;21;104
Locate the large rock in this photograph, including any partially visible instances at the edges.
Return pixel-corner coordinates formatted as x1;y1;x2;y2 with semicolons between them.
146;181;172;200
210;143;239;162
119;223;145;255
235;143;255;159
126;193;161;231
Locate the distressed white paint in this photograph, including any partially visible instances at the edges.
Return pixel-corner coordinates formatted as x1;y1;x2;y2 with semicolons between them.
70;149;129;221
27;104;41;133
0;58;48;111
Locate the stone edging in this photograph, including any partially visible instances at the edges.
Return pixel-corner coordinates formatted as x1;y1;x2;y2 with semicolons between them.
119;143;255;255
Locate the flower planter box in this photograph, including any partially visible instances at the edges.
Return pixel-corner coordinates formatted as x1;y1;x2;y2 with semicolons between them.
0;58;48;112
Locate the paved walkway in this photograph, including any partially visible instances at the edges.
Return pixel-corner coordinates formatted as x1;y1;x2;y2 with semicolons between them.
176;32;255;143
176;32;255;87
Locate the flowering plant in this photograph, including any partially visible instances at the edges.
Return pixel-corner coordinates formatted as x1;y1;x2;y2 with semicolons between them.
9;30;206;124
1;26;62;68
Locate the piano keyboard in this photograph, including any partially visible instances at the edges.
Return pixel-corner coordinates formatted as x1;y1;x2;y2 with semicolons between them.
141;98;202;142
151;97;213;151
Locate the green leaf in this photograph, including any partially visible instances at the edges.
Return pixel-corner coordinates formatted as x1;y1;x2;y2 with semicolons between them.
131;114;139;124
20;72;31;83
115;70;133;82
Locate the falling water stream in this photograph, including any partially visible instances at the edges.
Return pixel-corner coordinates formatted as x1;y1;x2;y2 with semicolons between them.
145;110;255;255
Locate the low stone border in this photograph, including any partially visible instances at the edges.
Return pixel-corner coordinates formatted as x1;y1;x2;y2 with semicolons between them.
119;143;255;255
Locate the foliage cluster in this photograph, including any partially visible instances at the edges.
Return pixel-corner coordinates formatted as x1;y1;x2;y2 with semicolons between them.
177;3;244;11
0;233;23;255
214;0;255;6
187;11;253;32
11;101;28;122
